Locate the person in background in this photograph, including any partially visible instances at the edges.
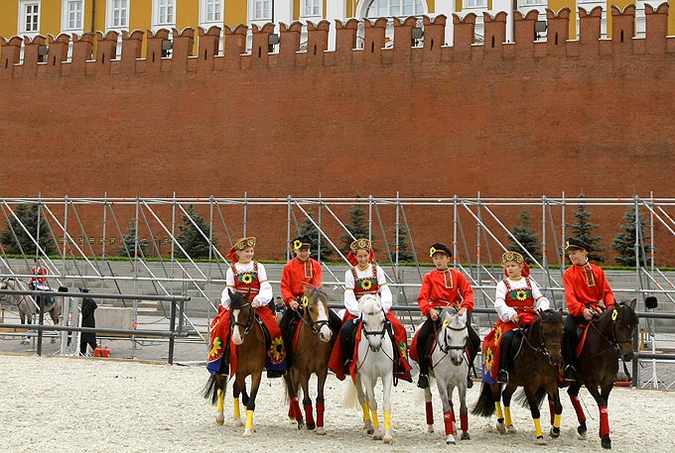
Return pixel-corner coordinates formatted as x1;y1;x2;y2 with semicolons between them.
562;237;616;381
412;243;480;389
79;288;98;356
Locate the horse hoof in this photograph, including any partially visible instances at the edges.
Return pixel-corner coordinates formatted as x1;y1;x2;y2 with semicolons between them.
297;421;305;430
496;422;507;435
461;431;470;440
601;435;612;449
306;423;316;430
242;429;253;438
383;434;394;444
577;425;587;439
446;435;456;445
536;436;547;446
315;427;326;436
215;414;225;425
234;418;244;428
373;428;384;440
427;425;434;434
507;425;517;434
550;426;560;439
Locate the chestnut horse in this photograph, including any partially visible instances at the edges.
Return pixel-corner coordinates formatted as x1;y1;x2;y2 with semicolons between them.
203;290;267;437
472;309;564;444
565;299;638;449
284;287;334;434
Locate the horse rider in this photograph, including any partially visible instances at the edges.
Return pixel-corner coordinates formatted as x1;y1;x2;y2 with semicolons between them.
29;258;49;290
206;237;287;378
279;235;341;367
562;237;616;381
413;243;480;389
481;251;550;384
328;238;412;382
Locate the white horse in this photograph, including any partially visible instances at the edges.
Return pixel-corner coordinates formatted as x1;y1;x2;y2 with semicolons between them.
0;278;62;344
423;308;470;444
353;293;394;444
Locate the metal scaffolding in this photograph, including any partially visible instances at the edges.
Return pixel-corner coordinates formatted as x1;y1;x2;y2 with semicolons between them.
0;194;673;386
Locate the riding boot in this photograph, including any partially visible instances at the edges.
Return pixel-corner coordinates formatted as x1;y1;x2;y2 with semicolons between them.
417;337;431;389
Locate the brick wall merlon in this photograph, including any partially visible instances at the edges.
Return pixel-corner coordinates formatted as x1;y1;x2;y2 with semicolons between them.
452;13;477;58
546;8;571;52
483;12;507;52
645;4;669;54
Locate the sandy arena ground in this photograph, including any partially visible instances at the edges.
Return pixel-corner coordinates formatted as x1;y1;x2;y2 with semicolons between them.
2;353;672;453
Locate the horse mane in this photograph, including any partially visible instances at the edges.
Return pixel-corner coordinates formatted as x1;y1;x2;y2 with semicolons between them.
305;285;328;303
358;293;382;313
228;290;249;310
539;308;563;324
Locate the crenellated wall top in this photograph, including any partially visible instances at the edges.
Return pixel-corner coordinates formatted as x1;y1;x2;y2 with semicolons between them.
0;3;672;78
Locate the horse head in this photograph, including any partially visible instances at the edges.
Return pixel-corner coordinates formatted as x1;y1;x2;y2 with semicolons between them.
303;286;333;342
358;294;386;352
536;308;564;365
606;299;638;361
438;308;468;366
229;289;253;345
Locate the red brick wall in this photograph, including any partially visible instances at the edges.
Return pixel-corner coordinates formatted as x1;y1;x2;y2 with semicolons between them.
1;7;674;263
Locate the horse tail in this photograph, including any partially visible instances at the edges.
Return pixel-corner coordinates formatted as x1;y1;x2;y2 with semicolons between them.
342;381;359;409
202;373;223;404
471;381;497;417
515;386;547;409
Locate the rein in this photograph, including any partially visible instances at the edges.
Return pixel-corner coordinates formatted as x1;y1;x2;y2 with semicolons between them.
298;299;331;335
589;307;633;354
519;315;561;366
438;321;468;355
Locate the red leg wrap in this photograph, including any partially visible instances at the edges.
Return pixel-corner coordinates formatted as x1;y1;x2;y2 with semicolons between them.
571;394;586;423
290;397;302;421
426;401;434;425
460;413;468;432
599;405;610;438
304;404;315;427
317;402;325;428
444;411;454;435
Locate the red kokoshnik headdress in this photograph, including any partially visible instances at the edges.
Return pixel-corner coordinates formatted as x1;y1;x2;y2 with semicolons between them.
347;238;375;266
227;237;256;264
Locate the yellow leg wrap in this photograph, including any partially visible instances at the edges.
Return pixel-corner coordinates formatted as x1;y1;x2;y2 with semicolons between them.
217;389;224;412
534;418;543;438
361;403;371;422
233;398;241;419
554;413;562;429
384;411;391;431
504;406;513;427
371;409;380;428
494;402;504;419
245;410;254;430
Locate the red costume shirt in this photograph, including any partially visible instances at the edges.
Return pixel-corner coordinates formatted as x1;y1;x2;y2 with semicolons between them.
280;257;322;305
563;262;616;317
417;268;475;317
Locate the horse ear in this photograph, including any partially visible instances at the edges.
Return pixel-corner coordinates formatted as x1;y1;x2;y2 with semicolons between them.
629;298;637;311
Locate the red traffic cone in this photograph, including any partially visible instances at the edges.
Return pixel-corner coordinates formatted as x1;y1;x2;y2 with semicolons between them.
102;345;110;358
94;345;102;357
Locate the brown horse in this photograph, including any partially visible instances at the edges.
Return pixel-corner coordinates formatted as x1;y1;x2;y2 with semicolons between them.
565;299;638;449
472;309;564;444
1;278;61;344
203;290;267;437
284;286;334;434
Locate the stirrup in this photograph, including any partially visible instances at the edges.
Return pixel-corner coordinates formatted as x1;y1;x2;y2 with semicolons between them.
497;370;509;384
563;365;578;381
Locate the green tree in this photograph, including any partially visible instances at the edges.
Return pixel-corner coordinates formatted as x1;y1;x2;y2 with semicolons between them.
0;203;56;256
388;223;415;262
611;207;649;267
118;220;149;257
295;209;334;260
508;209;541;263
174;205;215;259
339;195;375;255
565;195;605;262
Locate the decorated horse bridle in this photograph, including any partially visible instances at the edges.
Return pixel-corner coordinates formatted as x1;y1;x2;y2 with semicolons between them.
231;302;255;336
591;305;634;353
438;317;468;355
298;295;331;335
520;313;562;366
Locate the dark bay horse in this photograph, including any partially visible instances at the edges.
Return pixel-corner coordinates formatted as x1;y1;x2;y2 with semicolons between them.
472;309;564;444
203;290;267;437
565;299;638;449
1;278;61;344
284;287;334;434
